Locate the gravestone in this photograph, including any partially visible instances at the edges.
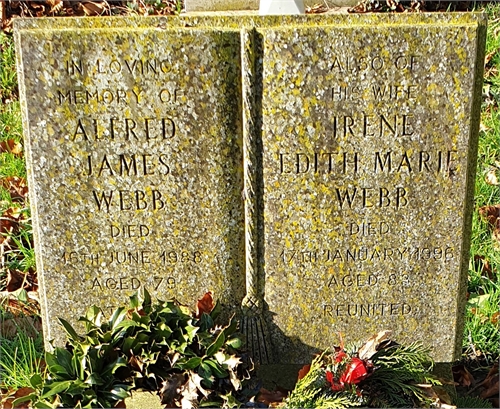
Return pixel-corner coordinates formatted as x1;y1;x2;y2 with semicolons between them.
259;18;486;364
15;13;486;368
15;25;246;346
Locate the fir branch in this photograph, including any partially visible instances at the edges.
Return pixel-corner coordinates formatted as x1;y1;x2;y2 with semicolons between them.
362;342;440;407
283;355;364;409
283;355;327;409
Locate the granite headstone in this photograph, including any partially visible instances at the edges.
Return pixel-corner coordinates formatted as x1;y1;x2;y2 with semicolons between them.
15;25;246;346
15;14;485;366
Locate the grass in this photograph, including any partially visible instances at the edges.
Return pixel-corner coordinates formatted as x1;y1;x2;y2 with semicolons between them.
464;2;500;363
0;326;45;391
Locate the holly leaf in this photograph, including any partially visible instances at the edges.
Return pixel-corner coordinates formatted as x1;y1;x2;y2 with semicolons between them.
180;373;201;409
159;373;185;406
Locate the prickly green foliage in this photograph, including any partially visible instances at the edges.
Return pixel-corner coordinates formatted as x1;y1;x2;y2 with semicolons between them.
18;289;244;408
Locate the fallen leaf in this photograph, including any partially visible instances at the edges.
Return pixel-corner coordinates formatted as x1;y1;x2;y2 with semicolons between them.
479;122;490;132
478;204;500;227
1;176;29;201
491;311;499;325
478;205;500;248
114;399;126;408
305;4;328;13
485;169;499;185
1;387;35;409
128;354;144;373
46;0;63;14
81;0;108;16
485;50;495;66
159;373;184;406
297;364;310;380
473;255;494;280
180;373;200;409
452;364;475;387
432;385;453;405
257;387;287;407
358;329;392;360
195;292;214;318
480;378;499;399
0;139;22;155
0;206;23;244
6;269;26;292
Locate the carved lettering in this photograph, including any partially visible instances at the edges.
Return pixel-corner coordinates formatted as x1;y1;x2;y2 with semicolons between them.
72;117;176;142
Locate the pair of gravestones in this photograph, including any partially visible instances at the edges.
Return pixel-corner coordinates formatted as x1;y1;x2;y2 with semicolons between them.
14;12;486;372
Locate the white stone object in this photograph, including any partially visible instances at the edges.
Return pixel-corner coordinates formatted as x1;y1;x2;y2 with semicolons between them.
259;0;305;15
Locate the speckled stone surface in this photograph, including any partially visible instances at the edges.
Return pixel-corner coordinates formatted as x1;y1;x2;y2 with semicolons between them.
259;17;485;363
15;14;485;363
15;26;245;347
184;0;358;11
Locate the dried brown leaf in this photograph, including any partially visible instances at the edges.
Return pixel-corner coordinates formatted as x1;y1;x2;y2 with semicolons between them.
473;255;494;281
128;354;144;372
195;291;214;318
0;207;22;242
484;50;495;66
0;139;22;156
47;0;64;14
257;387;287;406
494;228;500;250
159;373;184;406
432;385;453;405
485;169;499;186
452;364;475;387
491;311;499;325
0;293;41;319
479;204;500;228
480;378;499;399
479;122;490;133
114;399;126;408
81;1;107;16
0;1;5;30
1;176;29;201
1;387;35;409
6;269;25;292
297;364;311;380
305;4;328;14
478;205;500;239
180;373;199;409
358;329;392;360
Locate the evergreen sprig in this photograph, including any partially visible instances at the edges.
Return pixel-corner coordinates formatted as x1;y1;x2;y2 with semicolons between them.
364;342;440;407
282;335;442;409
283;354;363;409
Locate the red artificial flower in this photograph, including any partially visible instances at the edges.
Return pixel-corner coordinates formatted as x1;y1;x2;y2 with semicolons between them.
339;358;368;385
325;371;344;391
334;349;347;363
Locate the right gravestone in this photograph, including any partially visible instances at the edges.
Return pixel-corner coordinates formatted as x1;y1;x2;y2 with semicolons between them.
260;14;486;364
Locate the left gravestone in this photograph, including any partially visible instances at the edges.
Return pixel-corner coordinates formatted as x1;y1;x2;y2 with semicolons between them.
14;22;245;347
